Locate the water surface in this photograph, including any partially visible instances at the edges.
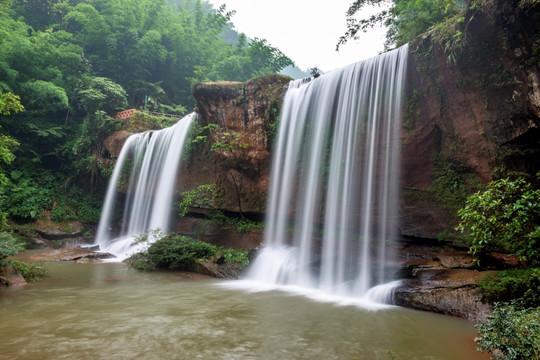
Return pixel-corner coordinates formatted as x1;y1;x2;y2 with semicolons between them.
0;262;487;360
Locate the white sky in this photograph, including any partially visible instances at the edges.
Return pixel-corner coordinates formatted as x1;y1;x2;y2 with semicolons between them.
205;0;388;72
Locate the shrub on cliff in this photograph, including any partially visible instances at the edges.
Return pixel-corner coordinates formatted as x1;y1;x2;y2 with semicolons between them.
478;268;540;308
456;175;540;264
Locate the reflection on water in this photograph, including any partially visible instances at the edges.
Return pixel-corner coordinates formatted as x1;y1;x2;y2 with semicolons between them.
0;262;487;360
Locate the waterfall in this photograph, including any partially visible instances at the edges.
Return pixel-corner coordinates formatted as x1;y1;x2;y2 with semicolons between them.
247;45;408;301
95;113;195;260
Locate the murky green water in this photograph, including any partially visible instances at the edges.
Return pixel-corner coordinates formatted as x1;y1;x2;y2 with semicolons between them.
0;262;487;360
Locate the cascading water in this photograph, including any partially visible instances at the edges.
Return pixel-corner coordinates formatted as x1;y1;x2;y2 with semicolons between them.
94;113;195;260
247;45;408;303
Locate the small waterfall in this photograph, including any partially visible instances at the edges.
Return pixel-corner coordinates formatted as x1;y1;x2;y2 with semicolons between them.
248;45;408;302
95;113;195;260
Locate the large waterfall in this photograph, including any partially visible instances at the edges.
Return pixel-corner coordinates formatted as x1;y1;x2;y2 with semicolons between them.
247;45;408;302
95;113;195;260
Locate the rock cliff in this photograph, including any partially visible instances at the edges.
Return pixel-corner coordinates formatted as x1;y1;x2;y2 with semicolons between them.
400;2;540;239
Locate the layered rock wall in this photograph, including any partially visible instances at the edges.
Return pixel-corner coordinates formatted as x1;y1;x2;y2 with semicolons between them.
400;3;540;239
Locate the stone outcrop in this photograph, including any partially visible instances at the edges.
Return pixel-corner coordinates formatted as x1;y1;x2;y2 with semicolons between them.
394;238;495;322
182;75;290;215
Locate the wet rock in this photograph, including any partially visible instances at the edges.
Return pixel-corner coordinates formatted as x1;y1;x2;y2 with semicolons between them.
35;228;83;241
27;248;114;262
395;281;491;323
194;260;245;279
395;238;494;322
0;267;27;287
104;130;132;158
483;252;521;268
30;237;53;249
437;250;477;269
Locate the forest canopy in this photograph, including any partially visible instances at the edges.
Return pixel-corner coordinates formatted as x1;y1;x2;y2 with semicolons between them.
337;0;539;51
0;0;293;223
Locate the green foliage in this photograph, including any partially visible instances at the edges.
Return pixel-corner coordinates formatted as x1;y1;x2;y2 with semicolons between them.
210;131;249;153
182;120;217;161
50;185;103;223
126;233;217;270
475;302;540;360
179;184;263;234
126;232;250;271
0;0;294;214
0;166;103;224
0;133;18;214
0;231;23;259
224;216;264;234
338;0;467;50
178;184;216;216
122;110;181;132
207;37;293;82
0;170;53;220
147;234;217;270
5;259;48;282
221;248;249;267
125;252;156;271
76;76;127;114
430;153;469;214
456;176;540;263
20;80;69;113
0;92;24;115
478;268;540;308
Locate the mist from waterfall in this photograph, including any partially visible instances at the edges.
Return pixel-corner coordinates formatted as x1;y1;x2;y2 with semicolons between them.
247;45;408;303
94;113;195;260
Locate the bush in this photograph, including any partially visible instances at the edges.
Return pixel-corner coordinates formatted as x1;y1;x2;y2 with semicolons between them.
221;248;250;267
147;234;217;270
6;259;48;281
124;252;155;271
125;232;250;271
0;170;53;220
475;303;540;360
0;231;23;260
456;176;540;263
478;268;540;308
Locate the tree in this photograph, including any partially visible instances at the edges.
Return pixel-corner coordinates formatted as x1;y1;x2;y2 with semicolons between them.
337;0;468;50
76;76;127;114
0;92;24;115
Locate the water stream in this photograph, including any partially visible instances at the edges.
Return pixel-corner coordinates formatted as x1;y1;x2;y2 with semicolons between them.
0;262;488;360
249;45;409;300
94;113;195;260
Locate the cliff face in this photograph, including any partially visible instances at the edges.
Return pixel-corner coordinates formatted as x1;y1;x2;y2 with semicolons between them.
400;2;540;239
183;75;290;216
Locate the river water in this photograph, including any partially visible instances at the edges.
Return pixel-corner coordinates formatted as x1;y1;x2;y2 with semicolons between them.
0;262;488;360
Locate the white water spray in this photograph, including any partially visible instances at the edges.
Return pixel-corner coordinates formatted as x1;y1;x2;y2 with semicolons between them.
247;45;408;302
95;113;195;260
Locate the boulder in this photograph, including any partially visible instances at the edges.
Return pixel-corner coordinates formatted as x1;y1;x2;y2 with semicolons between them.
0;266;27;287
394;238;494;322
27;248;114;262
194;260;245;279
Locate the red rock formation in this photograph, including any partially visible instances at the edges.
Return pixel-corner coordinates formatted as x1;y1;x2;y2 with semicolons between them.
400;3;540;239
